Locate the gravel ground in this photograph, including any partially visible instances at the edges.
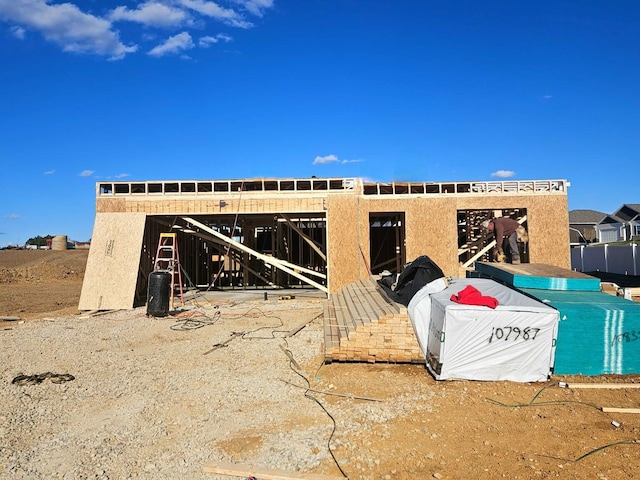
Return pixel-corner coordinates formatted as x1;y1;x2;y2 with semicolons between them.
3;251;639;480
0;291;435;480
2;293;319;479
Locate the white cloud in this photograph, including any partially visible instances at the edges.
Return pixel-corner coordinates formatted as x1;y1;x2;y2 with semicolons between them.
0;0;137;60
79;169;95;177
0;0;275;59
109;2;189;28
10;24;25;39
313;154;365;165
543;94;553;99
5;214;21;220
199;33;232;47
491;170;515;178
148;31;194;57
177;0;252;28
114;173;130;179
313;154;339;165
232;0;274;17
43;170;55;175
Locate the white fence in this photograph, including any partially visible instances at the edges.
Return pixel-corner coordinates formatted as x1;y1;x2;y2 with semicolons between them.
571;244;640;275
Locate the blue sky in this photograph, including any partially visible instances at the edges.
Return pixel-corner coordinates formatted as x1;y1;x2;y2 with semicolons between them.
1;1;638;246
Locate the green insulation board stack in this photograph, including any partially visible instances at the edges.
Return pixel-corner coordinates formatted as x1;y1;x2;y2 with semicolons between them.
519;288;640;375
474;262;601;292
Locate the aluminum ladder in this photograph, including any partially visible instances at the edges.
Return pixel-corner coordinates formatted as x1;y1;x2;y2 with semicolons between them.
153;232;184;309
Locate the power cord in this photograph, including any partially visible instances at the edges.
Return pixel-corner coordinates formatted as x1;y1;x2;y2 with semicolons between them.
280;337;349;479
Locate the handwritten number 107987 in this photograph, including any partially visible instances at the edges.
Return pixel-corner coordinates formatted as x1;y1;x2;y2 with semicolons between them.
489;326;541;343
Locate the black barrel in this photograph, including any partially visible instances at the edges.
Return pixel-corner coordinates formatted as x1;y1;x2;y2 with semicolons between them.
147;271;171;317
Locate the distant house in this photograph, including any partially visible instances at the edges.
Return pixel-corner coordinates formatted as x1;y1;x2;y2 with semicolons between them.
568;209;606;245
595;204;640;243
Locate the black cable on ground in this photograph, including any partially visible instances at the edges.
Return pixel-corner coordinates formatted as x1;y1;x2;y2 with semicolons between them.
200;308;320;353
573;439;639;462
170;309;221;331
12;372;75;385
198;307;345;476
167;265;222;330
280;337;349;479
537;439;639;463
222;307;286;339
485;381;601;411
487;382;639;465
200;308;288;351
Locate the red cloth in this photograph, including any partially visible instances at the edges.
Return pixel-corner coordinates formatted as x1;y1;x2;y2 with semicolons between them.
450;285;499;309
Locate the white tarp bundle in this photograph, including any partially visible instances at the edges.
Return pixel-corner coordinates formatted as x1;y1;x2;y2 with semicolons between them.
409;277;559;382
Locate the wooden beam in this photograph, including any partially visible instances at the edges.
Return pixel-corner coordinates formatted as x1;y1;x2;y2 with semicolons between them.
274;257;327;280
183;217;328;293
186;223;325;280
565;383;640;389
182;223;324;285
462;242;494;269
227;250;277;287
202;461;345;479
281;213;327;261
174;226;278;287
601;407;640;414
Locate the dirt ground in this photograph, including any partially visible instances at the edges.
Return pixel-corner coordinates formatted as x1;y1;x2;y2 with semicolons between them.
1;250;639;479
0;249;88;320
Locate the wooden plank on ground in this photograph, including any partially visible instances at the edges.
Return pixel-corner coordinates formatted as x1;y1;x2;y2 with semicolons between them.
565;383;640;389
202;461;345;479
286;314;321;337
601;407;640;414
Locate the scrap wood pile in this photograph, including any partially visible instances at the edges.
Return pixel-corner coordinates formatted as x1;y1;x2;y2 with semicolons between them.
323;277;422;363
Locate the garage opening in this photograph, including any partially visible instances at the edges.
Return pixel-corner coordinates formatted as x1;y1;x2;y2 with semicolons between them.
134;214;328;306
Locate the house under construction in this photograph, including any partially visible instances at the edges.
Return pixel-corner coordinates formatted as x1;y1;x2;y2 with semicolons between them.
79;177;571;311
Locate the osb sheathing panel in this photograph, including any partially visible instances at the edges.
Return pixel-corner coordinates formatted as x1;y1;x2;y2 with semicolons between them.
326;195;366;293
120;197;326;214
357;197;457;279
78;212;147;310
457;194;570;269
96;198;126;213
327;193;569;293
94;190;569;296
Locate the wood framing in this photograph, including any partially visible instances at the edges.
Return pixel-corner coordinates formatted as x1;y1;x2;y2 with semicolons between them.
81;177;570;309
183;216;328;292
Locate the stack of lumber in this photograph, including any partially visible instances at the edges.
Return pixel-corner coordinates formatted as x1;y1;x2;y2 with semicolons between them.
323;277;422;363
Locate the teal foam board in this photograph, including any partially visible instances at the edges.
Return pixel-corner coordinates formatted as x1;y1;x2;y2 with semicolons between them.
520;288;640;375
475;263;601;292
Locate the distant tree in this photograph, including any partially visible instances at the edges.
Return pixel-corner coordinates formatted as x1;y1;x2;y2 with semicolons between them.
25;235;53;247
